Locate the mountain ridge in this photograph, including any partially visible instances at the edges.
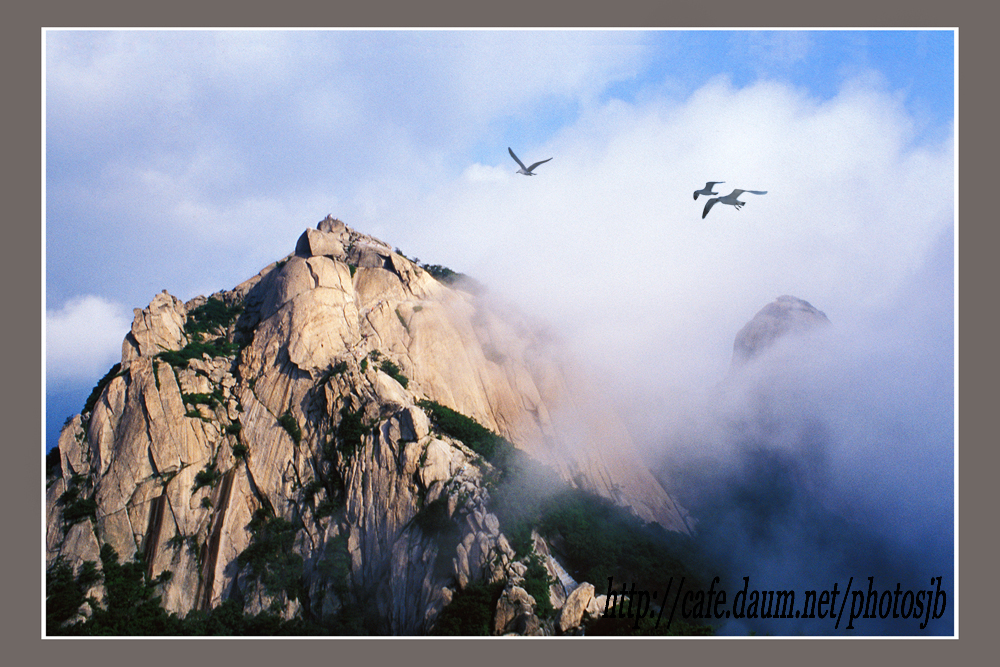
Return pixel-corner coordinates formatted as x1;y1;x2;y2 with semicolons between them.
46;216;692;635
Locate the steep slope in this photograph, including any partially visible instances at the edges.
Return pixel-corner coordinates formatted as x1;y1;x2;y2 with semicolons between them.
46;217;688;634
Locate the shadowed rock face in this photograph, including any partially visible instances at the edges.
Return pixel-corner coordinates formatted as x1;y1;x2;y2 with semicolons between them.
45;217;688;634
731;295;831;368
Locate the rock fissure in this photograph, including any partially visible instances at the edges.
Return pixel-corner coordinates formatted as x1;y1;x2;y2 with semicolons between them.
141;492;167;579
199;469;235;611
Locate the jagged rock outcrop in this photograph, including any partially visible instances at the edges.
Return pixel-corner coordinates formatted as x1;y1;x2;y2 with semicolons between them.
121;291;188;363
494;580;544;636
558;582;596;634
45;216;685;635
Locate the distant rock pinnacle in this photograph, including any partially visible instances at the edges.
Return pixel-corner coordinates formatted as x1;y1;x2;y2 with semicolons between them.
731;295;831;368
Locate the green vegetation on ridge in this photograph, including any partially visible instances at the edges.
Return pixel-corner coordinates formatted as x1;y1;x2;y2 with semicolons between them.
417;399;516;467
185;298;244;337
82;363;122;416
157;339;239;367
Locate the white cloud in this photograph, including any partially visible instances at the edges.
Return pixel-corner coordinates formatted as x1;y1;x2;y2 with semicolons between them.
44;30;953;406
386;75;954;393
449;30;650;115
45;296;133;388
461;163;510;183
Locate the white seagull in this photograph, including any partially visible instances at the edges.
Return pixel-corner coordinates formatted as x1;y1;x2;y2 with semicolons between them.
693;181;725;200
508;147;552;176
702;189;768;219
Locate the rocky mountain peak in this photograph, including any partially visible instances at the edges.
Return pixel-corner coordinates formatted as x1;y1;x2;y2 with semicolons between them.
46;216;691;636
731;295;831;368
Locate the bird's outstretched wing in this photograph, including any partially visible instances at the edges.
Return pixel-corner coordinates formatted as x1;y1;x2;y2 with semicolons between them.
508;147;528;171
702;198;720;219
695;181;724;200
744;190;767;195
527;157;553;172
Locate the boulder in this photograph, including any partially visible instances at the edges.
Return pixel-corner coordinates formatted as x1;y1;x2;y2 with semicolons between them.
558;582;595;633
122;290;187;363
295;227;346;259
493;585;537;635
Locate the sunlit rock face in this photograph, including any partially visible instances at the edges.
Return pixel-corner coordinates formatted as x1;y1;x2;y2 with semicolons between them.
45;216;687;634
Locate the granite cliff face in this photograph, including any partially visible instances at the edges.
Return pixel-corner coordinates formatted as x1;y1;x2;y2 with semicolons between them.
46;217;688;634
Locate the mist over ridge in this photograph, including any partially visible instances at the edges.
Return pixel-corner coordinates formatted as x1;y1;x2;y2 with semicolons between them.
631;280;952;634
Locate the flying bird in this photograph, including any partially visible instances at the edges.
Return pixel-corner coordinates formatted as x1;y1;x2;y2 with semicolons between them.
702;189;768;219
693;181;725;200
508;147;552;176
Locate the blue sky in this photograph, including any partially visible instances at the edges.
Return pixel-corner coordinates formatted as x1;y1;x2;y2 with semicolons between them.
44;29;954;467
